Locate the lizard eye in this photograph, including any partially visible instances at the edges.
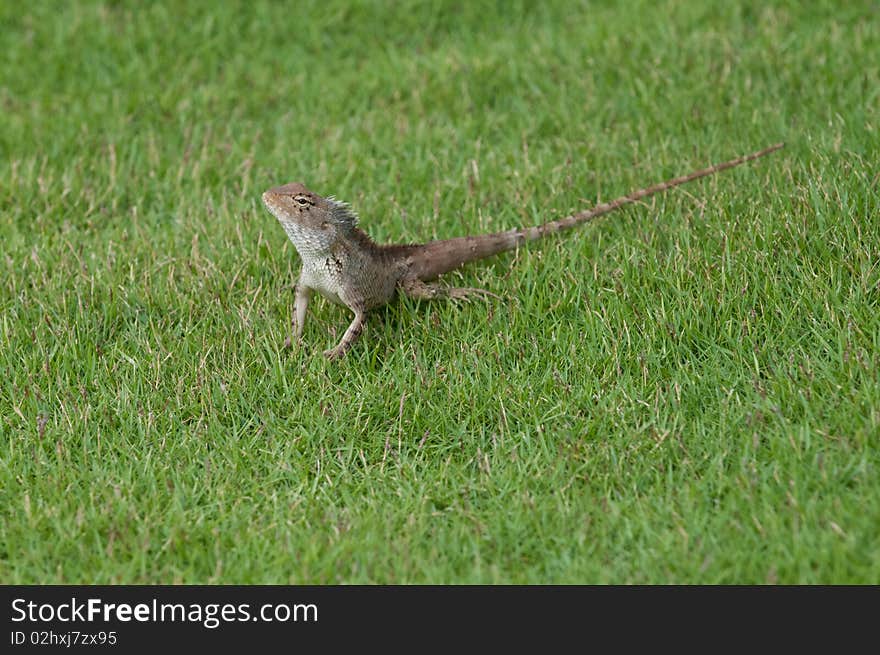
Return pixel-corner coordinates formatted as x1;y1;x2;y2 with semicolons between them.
294;195;309;206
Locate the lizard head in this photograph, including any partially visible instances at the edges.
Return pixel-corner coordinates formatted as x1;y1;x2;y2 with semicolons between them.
262;182;358;257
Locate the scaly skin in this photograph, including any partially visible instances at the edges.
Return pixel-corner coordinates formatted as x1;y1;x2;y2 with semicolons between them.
262;143;783;358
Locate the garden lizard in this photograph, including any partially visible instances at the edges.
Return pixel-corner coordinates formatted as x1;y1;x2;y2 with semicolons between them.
262;142;783;358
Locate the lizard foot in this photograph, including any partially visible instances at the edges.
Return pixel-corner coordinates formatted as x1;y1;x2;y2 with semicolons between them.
323;345;348;360
400;278;499;302
283;335;303;350
447;287;501;302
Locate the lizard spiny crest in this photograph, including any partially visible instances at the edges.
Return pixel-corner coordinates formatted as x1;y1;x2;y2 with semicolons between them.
327;197;359;229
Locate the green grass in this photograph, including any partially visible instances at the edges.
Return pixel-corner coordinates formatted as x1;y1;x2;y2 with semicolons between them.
1;0;878;583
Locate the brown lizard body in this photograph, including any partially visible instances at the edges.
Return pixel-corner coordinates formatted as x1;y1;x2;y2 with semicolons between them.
262;143;783;358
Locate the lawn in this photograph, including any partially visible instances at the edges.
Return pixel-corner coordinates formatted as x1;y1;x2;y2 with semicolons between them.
1;0;878;583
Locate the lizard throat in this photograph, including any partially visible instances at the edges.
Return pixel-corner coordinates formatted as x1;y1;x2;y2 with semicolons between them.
278;219;334;260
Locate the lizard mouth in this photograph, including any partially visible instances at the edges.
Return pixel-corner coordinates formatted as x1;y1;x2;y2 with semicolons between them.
261;192;283;217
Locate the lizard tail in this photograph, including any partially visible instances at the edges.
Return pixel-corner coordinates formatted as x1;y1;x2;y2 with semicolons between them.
408;142;784;281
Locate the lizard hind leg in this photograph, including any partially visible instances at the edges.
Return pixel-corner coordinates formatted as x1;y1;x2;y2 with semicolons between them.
399;277;500;302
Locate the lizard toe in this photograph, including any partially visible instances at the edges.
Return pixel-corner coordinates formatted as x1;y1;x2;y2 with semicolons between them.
323;346;347;360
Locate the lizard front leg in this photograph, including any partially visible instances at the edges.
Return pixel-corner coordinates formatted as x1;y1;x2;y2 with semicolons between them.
324;307;367;359
285;281;313;348
399;277;499;302
293;282;312;340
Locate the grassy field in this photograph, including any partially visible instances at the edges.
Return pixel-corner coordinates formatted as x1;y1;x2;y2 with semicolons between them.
1;0;878;583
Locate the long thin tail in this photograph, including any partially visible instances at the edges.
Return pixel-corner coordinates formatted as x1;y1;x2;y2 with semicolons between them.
408;142;784;281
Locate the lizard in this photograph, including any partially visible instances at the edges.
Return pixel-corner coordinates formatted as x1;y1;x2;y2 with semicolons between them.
262;142;783;359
